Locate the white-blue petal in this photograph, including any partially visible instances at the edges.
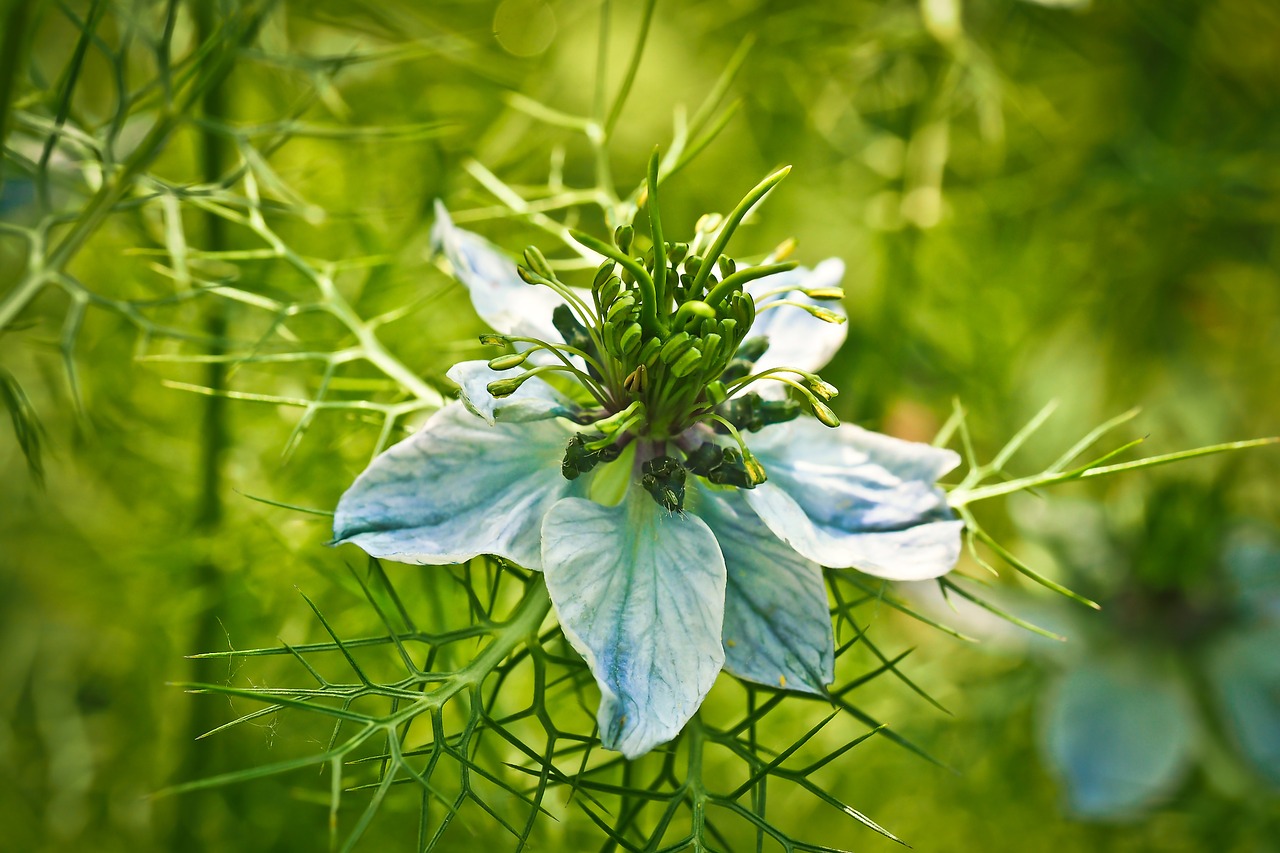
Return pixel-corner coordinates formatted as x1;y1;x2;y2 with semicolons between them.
431;200;566;343
333;402;580;570
745;258;848;387
694;486;833;694
446;360;578;425
743;417;962;580
541;488;727;758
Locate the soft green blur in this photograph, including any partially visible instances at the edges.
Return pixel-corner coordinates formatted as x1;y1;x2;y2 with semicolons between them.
2;0;1278;851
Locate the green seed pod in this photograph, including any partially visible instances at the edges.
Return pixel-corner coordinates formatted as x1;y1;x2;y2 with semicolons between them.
669;346;704;378
487;352;528;371
615;224;634;253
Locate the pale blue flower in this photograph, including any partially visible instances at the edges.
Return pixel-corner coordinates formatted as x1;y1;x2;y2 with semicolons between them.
335;198;961;758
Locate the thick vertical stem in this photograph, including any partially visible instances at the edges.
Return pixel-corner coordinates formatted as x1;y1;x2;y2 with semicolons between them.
172;3;233;847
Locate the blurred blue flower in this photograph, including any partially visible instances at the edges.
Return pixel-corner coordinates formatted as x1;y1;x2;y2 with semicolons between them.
333;204;962;757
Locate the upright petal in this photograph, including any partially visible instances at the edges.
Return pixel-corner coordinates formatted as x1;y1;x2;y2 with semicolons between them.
693;486;834;694
334;402;580;570
447;360;579;425
431;200;566;342
745;258;848;383
541;488;727;758
744;417;963;580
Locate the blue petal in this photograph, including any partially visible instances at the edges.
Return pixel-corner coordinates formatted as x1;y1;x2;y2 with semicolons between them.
431;201;582;344
334;402;581;570
744;417;962;579
1208;627;1280;788
446;360;578;425
1043;656;1197;819
541;488;726;758
694;486;833;693
745;258;848;388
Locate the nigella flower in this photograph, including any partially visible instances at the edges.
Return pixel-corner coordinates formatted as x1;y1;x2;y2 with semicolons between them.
334;157;962;757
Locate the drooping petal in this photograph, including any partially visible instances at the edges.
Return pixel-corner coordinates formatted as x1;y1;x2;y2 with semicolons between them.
431;200;566;343
334;402;580;570
541;487;727;758
743;417;962;580
1043;655;1198;819
693;485;833;694
745;259;848;385
446;360;578;425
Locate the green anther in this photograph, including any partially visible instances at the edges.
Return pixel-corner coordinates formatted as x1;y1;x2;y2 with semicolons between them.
523;246;554;280
615;224;634;253
619;322;644;355
805;287;845;301
810;378;839;401
602;320;625;357
811;399;841;428
636;337;662;367
659;331;693;363
672;299;716;330
696;213;723;234
607;293;637;323
486;375;528;398
479;333;508;346
809;306;845;324
487;352;528;371
701;333;723;363
598;275;621;307
516;264;546;286
593;262;615;290
670;346;704;378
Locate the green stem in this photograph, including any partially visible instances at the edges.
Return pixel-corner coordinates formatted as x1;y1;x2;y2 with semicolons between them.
949;437;1279;508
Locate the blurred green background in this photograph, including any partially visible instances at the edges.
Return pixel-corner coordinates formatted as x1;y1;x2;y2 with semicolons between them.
2;0;1278;850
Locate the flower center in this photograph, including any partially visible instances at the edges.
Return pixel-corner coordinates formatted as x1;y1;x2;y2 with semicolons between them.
484;153;847;510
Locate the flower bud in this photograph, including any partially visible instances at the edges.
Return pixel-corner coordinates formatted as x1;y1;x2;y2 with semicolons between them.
659;331;693;364
523;246;554;280
619;323;644;355
479;333;508;346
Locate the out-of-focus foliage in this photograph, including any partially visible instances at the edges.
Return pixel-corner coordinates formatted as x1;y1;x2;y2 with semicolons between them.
2;0;1277;851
